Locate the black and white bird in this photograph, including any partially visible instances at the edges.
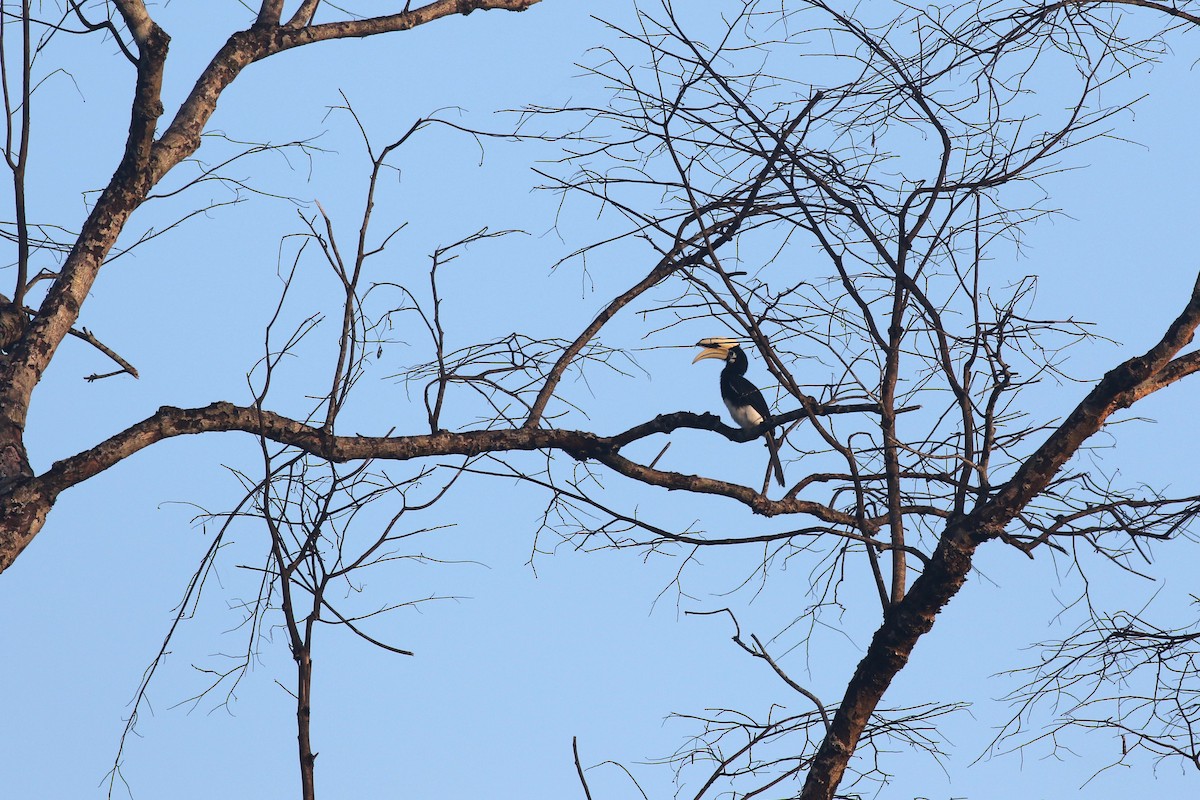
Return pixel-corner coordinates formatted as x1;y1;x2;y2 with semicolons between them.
693;337;785;487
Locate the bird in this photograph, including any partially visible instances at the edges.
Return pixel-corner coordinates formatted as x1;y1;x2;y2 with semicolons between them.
692;337;785;487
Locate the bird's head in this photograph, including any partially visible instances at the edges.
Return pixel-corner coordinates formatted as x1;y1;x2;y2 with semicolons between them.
692;337;743;364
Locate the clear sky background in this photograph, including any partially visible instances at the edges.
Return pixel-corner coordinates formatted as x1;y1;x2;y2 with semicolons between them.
1;1;1199;798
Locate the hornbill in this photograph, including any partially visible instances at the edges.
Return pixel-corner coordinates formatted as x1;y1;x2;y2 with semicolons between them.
693;337;785;487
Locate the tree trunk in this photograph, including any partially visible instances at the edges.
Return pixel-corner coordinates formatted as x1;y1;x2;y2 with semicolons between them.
799;530;979;800
297;648;316;800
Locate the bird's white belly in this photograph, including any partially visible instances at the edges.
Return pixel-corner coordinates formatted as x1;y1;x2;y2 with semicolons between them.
725;398;764;429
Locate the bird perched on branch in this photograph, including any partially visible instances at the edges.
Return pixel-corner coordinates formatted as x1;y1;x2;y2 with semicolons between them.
693;337;785;487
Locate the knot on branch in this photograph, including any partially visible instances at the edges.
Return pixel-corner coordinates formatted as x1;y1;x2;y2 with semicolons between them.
567;432;611;462
972;522;1007;544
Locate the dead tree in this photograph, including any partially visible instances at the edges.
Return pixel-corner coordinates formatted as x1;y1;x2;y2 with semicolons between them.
6;2;1200;799
523;2;1200;798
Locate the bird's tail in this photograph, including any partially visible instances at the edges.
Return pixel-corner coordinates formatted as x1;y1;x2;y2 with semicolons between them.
765;429;785;487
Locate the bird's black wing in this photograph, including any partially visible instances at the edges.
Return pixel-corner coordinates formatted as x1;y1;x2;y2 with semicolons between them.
723;374;772;420
722;373;784;486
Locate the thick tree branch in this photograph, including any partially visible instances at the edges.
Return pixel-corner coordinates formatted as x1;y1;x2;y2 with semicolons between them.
799;524;979;799
0;398;922;575
977;273;1200;536
256;0;285;27
0;4;168;458
35;403;852;519
797;273;1200;800
111;0;156;45
0;0;546;486
36;396;912;500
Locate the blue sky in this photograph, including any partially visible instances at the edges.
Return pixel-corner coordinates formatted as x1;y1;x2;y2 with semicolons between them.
2;1;1199;798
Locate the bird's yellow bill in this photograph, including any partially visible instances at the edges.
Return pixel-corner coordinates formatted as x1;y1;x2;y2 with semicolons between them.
692;337;740;363
692;347;730;363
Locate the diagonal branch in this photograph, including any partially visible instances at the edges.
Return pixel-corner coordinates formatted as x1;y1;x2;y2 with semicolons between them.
1;0;549;468
977;272;1200;536
523;94;822;428
798;272;1200;800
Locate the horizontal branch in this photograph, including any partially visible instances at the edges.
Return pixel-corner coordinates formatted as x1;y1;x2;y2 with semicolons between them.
37;401;877;524
608;401;919;448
